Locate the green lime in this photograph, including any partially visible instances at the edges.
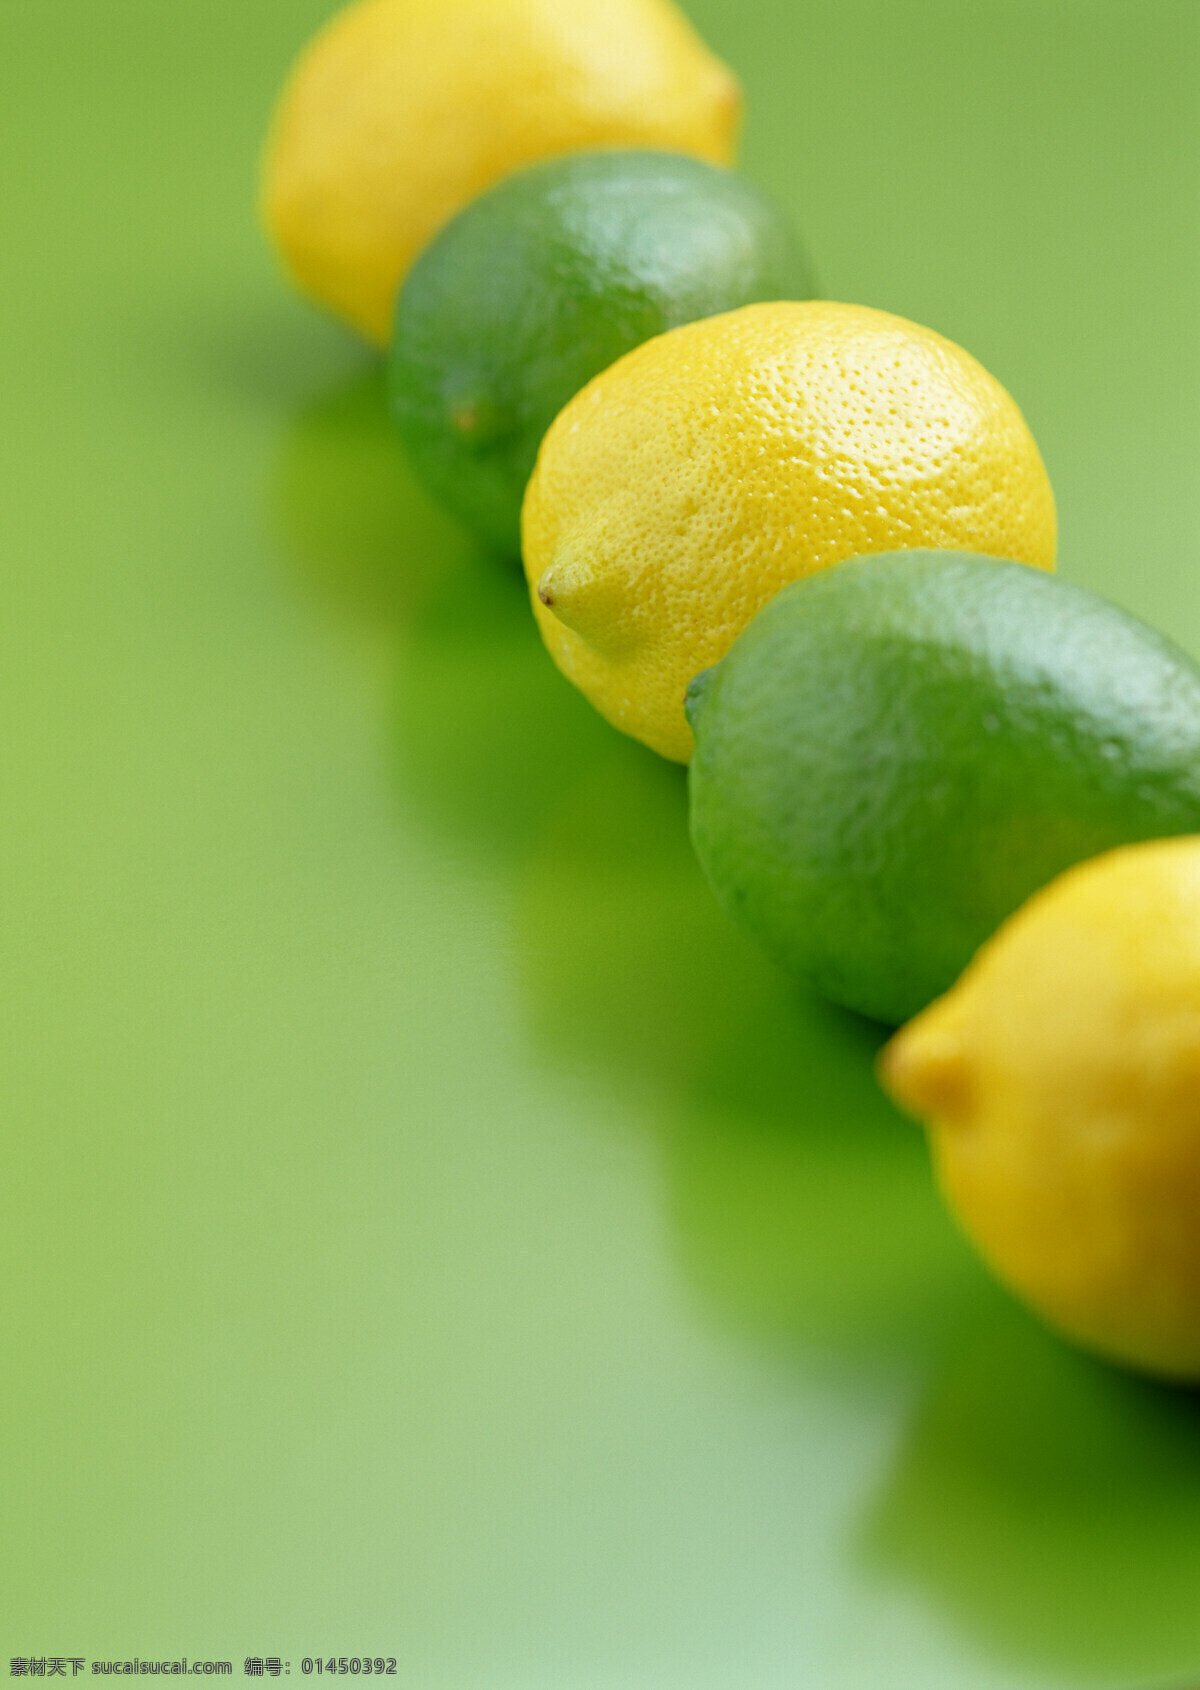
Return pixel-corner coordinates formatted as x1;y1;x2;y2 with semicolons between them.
686;551;1200;1025
387;148;812;556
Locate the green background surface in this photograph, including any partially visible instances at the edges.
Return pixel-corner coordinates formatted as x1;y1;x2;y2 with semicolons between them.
2;1;1199;1685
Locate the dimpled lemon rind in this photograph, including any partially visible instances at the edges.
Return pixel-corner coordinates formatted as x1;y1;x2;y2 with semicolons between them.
261;0;742;346
880;836;1200;1381
522;299;1057;762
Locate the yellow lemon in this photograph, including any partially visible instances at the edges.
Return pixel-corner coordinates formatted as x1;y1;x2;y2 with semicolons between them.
260;0;741;346
522;300;1056;762
880;836;1200;1381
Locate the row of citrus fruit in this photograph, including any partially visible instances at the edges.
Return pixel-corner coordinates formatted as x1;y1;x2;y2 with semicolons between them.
260;0;1200;1382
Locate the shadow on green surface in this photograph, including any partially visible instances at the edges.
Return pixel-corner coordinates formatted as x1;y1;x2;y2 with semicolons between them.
158;294;367;413
858;1305;1200;1683
388;546;625;864
511;744;993;1368
664;1020;994;1373
514;746;738;1090
273;358;627;861
271;358;485;626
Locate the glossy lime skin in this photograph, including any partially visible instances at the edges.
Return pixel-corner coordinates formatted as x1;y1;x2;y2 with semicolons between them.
387;148;813;556
687;551;1200;1025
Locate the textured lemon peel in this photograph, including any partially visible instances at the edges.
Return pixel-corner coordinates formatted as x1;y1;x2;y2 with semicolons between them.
523;300;1057;762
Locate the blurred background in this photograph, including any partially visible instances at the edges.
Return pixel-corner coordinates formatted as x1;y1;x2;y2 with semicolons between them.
1;2;1199;1685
